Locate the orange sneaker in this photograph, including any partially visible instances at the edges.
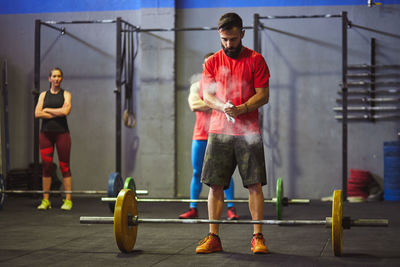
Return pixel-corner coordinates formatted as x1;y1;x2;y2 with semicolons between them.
251;233;268;254
196;233;223;254
179;208;198;219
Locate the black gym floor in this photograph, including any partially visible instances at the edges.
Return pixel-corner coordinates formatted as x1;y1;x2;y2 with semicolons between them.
0;195;399;266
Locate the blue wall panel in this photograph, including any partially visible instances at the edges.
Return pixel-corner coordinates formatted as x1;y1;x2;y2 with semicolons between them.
1;0;400;14
0;0;175;14
178;0;400;8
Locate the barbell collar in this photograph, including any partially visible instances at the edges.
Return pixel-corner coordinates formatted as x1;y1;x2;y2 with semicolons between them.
342;216;351;229
81;216;114;224
350;218;389;227
102;197;119;202
325;217;389;228
134;190;148;195
286;199;311;204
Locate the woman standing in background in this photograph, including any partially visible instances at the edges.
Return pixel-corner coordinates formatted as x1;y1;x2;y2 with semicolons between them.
35;67;73;211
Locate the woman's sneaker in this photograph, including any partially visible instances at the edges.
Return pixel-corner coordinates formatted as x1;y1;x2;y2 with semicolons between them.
61;199;73;211
251;233;268;254
196;233;223;254
227;207;239;220
37;199;51;210
179;208;198;219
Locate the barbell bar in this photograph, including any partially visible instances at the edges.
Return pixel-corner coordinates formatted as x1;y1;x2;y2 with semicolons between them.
101;196;309;220
347;64;400;69
336;97;400;103
81;216;327;225
80;189;389;256
333;106;400;111
80;215;386;227
101;197;309;203
342;81;400;86
0;172;148;210
335;114;400;120
0;189;149;195
346;73;400;78
337;89;400;95
101;177;308;219
0;173;147;196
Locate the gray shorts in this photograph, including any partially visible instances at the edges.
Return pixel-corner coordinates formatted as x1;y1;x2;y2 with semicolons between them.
201;133;267;189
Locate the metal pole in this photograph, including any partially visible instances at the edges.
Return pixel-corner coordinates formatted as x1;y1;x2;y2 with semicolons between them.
258;14;342;20
253;13;264;130
136;26;253;32
33;20;41;176
2;61;10;173
115;18;122;173
342;12;348;201
370;38;376;122
42;19;116;25
41;22;66;33
347;23;400;39
253;13;260;53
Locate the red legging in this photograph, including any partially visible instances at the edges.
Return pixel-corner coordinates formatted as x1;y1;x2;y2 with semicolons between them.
39;132;71;177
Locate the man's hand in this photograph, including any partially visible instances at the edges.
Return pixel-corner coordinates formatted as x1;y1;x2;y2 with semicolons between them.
224;101;236;123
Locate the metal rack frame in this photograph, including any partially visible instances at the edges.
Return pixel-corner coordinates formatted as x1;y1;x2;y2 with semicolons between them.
253;12;348;198
33;18;137;175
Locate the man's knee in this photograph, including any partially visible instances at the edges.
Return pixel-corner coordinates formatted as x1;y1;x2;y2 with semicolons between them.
248;183;262;193
210;184;224;190
210;184;224;195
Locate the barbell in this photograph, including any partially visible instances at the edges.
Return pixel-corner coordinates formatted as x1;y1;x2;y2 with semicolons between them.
0;189;149;194
102;177;309;220
80;189;388;256
0;172;148;210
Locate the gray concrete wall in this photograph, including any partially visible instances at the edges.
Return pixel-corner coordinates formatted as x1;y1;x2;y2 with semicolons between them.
132;8;176;197
0;8;176;195
0;3;399;199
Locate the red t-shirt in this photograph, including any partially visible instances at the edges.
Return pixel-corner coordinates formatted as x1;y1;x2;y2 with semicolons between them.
192;80;211;140
202;47;270;135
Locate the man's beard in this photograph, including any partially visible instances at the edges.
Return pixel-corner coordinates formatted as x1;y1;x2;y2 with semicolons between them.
222;42;242;59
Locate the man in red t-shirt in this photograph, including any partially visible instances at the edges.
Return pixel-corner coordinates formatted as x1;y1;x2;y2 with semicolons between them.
195;13;270;254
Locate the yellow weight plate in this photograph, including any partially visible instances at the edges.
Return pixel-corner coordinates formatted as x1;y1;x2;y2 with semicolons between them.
332;190;343;256
114;189;138;253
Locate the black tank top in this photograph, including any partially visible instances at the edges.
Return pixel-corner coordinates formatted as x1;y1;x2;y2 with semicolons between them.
41;89;69;132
